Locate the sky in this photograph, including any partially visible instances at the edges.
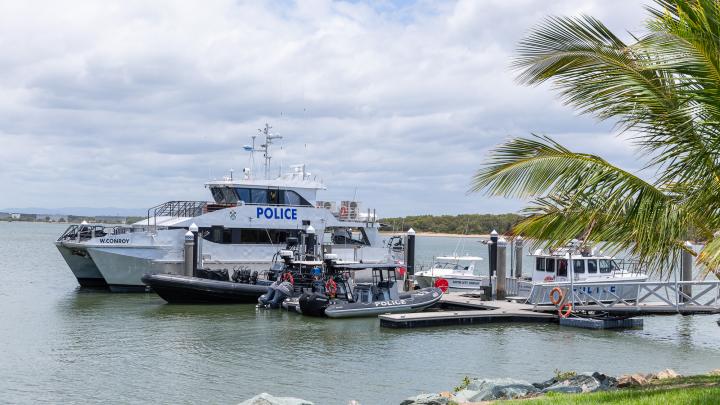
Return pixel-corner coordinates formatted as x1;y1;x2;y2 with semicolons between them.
0;0;652;217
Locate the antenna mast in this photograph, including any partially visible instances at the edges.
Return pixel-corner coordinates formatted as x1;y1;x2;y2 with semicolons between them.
243;123;283;180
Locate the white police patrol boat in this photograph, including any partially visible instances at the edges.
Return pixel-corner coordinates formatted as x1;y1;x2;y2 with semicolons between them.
55;125;402;291
517;247;648;305
414;255;485;292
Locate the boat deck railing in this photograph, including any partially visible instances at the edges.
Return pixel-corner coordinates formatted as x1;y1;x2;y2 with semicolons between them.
57;224;140;242
146;201;208;230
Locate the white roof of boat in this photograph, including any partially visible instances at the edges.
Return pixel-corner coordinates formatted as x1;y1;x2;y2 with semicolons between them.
132;216;193;227
205;176;326;190
435;256;483;261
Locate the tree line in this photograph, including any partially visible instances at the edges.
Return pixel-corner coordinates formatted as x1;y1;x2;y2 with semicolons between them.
380;213;524;235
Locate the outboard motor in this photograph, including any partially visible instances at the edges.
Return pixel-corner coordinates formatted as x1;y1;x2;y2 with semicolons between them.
299;292;329;317
258;279;293;309
250;271;258;284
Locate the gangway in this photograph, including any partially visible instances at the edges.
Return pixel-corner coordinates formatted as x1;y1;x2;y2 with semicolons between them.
529;280;720;315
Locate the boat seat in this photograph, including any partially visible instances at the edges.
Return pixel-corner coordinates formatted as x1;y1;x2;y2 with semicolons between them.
399;293;411;299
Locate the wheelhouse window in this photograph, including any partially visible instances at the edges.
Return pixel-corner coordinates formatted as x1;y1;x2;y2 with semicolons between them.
573;259;585;273
587;260;598;273
210;187;238;204
599;259;613;274
546;258;555;273
211;188;224;203
536;258;546;272
557;259;567;277
250;189;268;204
235;188;250;203
282;190;310;206
268;188;280;205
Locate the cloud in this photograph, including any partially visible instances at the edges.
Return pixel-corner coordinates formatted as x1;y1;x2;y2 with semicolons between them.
0;0;651;216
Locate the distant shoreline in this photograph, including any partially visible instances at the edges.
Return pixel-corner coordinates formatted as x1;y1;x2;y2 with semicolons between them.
380;231;489;238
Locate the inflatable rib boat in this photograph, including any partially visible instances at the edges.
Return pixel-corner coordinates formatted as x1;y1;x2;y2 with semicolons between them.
298;262;443;318
142;273;271;304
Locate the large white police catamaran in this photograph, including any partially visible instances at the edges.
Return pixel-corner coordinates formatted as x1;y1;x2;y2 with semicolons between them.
56;124;401;291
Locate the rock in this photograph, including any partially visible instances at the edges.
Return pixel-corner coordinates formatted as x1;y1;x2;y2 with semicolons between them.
542;372;617;394
709;369;720;376
238;393;314;405
454;378;538;402
650;369;680;380
618;374;649;388
532;377;558;390
399;393;451;405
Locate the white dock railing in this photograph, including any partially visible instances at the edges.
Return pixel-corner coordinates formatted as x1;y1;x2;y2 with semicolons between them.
528;280;720;313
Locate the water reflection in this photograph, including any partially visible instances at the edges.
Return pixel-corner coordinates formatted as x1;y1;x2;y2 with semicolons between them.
2;224;720;404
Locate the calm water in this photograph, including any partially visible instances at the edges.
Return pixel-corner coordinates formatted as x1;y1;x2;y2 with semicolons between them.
1;222;719;404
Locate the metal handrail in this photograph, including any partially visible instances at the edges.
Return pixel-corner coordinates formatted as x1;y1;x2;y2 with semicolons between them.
146;201;207;229
529;280;720;312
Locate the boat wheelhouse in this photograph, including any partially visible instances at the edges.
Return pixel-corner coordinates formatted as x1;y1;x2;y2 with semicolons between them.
56;125;402;291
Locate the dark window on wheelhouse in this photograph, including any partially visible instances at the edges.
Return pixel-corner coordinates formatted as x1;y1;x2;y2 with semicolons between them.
211;188;224;203
587;260;598;273
250;189;268;204
573;259;585;273
557;259;567;277
202;227;300;245
282;190;308;206
536;258;546;272
268;188;280;205
546;258;555;273
235;188;251;203
599;259;613;274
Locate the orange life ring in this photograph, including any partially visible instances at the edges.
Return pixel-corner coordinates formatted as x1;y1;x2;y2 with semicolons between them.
340;206;348;217
325;279;337;297
282;272;294;285
558;302;573;318
549;287;564;305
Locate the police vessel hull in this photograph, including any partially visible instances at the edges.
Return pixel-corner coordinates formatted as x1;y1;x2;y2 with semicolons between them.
142;274;271;304
323;287;442;318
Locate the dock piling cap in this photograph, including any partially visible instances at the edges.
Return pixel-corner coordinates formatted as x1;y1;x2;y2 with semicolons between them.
306;225;315;234
189;223;198;233
490;229;498;237
185;230;194;240
407;228;416;236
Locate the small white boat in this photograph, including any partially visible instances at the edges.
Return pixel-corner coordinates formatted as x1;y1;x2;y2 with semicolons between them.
415;255;485;291
517;247;648;305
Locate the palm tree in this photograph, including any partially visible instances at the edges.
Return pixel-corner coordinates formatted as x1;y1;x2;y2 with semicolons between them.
471;0;720;276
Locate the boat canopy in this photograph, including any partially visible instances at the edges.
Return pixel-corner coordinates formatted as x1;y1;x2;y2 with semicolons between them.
435;256;483;261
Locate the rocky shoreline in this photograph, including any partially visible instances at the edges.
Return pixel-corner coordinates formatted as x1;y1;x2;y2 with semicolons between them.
400;369;679;404
237;369;720;405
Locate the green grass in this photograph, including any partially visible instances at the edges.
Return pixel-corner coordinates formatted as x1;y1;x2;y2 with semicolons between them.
497;375;720;405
